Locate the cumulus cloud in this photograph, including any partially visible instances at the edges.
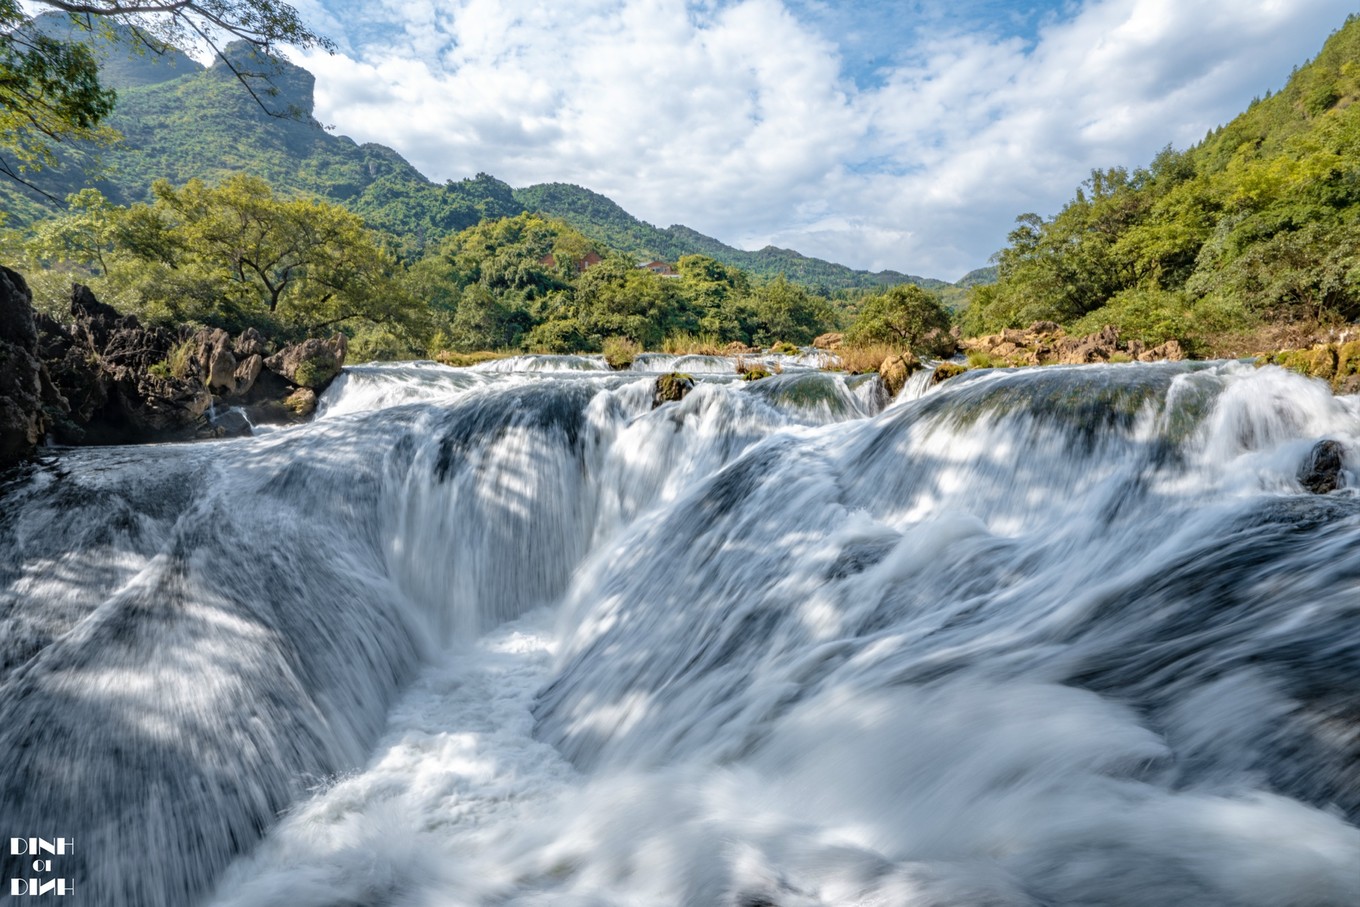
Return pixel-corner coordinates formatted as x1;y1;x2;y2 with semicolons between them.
295;0;1356;280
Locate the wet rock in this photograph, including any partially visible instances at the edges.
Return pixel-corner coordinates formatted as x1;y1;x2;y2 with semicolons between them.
931;361;969;385
266;334;347;389
653;372;695;407
1299;439;1346;494
202;408;253;439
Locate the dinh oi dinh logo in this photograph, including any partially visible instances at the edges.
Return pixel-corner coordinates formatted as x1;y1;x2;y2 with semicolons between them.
9;839;74;897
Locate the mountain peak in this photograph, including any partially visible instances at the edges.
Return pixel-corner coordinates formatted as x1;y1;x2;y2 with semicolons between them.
208;41;315;118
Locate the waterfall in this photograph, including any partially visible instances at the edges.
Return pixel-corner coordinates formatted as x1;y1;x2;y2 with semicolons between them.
0;357;1357;906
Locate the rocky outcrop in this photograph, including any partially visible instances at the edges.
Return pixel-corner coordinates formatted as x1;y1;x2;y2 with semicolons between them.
1299;440;1346;494
1264;340;1360;394
0;266;62;468
1;270;350;456
963;322;1187;367
265;334;347;388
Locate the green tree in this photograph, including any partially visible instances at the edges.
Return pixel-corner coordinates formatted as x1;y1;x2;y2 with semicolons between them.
846;283;952;351
27;176;412;336
744;274;835;346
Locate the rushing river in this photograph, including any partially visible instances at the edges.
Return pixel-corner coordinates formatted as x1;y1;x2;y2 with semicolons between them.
1;355;1358;906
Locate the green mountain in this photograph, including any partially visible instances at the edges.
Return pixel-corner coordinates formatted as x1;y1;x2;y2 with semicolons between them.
2;13;966;290
964;12;1360;353
512;182;949;292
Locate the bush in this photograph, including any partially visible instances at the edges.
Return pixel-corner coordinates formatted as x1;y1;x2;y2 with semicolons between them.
1070;287;1192;347
602;335;642;370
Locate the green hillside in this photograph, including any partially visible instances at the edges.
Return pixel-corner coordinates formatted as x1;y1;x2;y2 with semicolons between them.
513;182;948;292
1;13;967;290
965;13;1360;354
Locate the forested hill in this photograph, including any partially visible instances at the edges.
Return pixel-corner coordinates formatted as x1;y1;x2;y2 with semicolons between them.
964;12;1360;355
512;183;947;292
1;13;960;291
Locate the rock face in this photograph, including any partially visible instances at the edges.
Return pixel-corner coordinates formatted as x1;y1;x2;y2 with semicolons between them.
1299;439;1346;494
0;269;350;460
0;266;61;468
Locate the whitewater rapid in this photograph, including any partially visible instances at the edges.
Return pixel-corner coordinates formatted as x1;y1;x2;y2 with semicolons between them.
0;356;1357;906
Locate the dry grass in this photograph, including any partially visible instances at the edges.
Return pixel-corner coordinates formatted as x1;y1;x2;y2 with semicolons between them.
830;343;903;374
662;332;725;355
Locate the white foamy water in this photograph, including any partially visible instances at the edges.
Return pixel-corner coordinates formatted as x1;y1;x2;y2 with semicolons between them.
1;360;1358;906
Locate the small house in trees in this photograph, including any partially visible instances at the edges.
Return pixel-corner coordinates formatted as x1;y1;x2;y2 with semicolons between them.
640;260;678;277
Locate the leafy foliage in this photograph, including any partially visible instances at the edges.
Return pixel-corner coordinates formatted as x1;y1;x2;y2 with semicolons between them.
23;175;413;338
967;13;1360;351
846;283;952;351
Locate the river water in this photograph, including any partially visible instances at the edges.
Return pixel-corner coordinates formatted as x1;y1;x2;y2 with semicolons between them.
1;356;1357;906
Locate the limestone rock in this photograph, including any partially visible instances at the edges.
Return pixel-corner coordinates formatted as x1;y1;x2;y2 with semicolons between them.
282;387;317;416
266;334;347;389
813;332;844;351
878;352;920;398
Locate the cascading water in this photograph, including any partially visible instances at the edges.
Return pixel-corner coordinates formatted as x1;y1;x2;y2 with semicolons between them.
1;356;1357;906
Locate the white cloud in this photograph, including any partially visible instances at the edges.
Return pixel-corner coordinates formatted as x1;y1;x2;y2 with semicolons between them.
297;0;1356;280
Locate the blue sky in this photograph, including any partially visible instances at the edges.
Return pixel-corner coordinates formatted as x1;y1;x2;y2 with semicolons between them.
285;0;1356;280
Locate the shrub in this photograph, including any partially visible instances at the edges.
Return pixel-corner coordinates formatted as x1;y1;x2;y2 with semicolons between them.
602;335;642;370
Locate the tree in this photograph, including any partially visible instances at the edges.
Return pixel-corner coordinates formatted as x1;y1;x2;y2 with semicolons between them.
27;176;412;336
846;284;951;351
0;0;330;188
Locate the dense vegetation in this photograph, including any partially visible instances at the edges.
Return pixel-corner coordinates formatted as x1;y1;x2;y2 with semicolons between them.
8;187;857;359
963;14;1360;354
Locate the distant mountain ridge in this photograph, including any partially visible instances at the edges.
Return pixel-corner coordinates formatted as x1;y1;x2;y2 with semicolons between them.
2;13;980;291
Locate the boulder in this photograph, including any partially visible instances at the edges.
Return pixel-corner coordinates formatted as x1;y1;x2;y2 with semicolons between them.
813;332;844;351
282;387;317;417
235;327;267;358
1139;339;1185;362
878;352;921;398
1299;439;1346;494
233;354;264;395
266;334;347;389
653;372;695;407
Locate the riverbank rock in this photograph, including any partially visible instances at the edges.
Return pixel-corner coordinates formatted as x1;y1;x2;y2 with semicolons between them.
1264;341;1360;394
1299;440;1346;494
962;322;1187;368
265;334;347;388
0;266;63;468
878;352;921;398
2;271;349;449
813;332;844;351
